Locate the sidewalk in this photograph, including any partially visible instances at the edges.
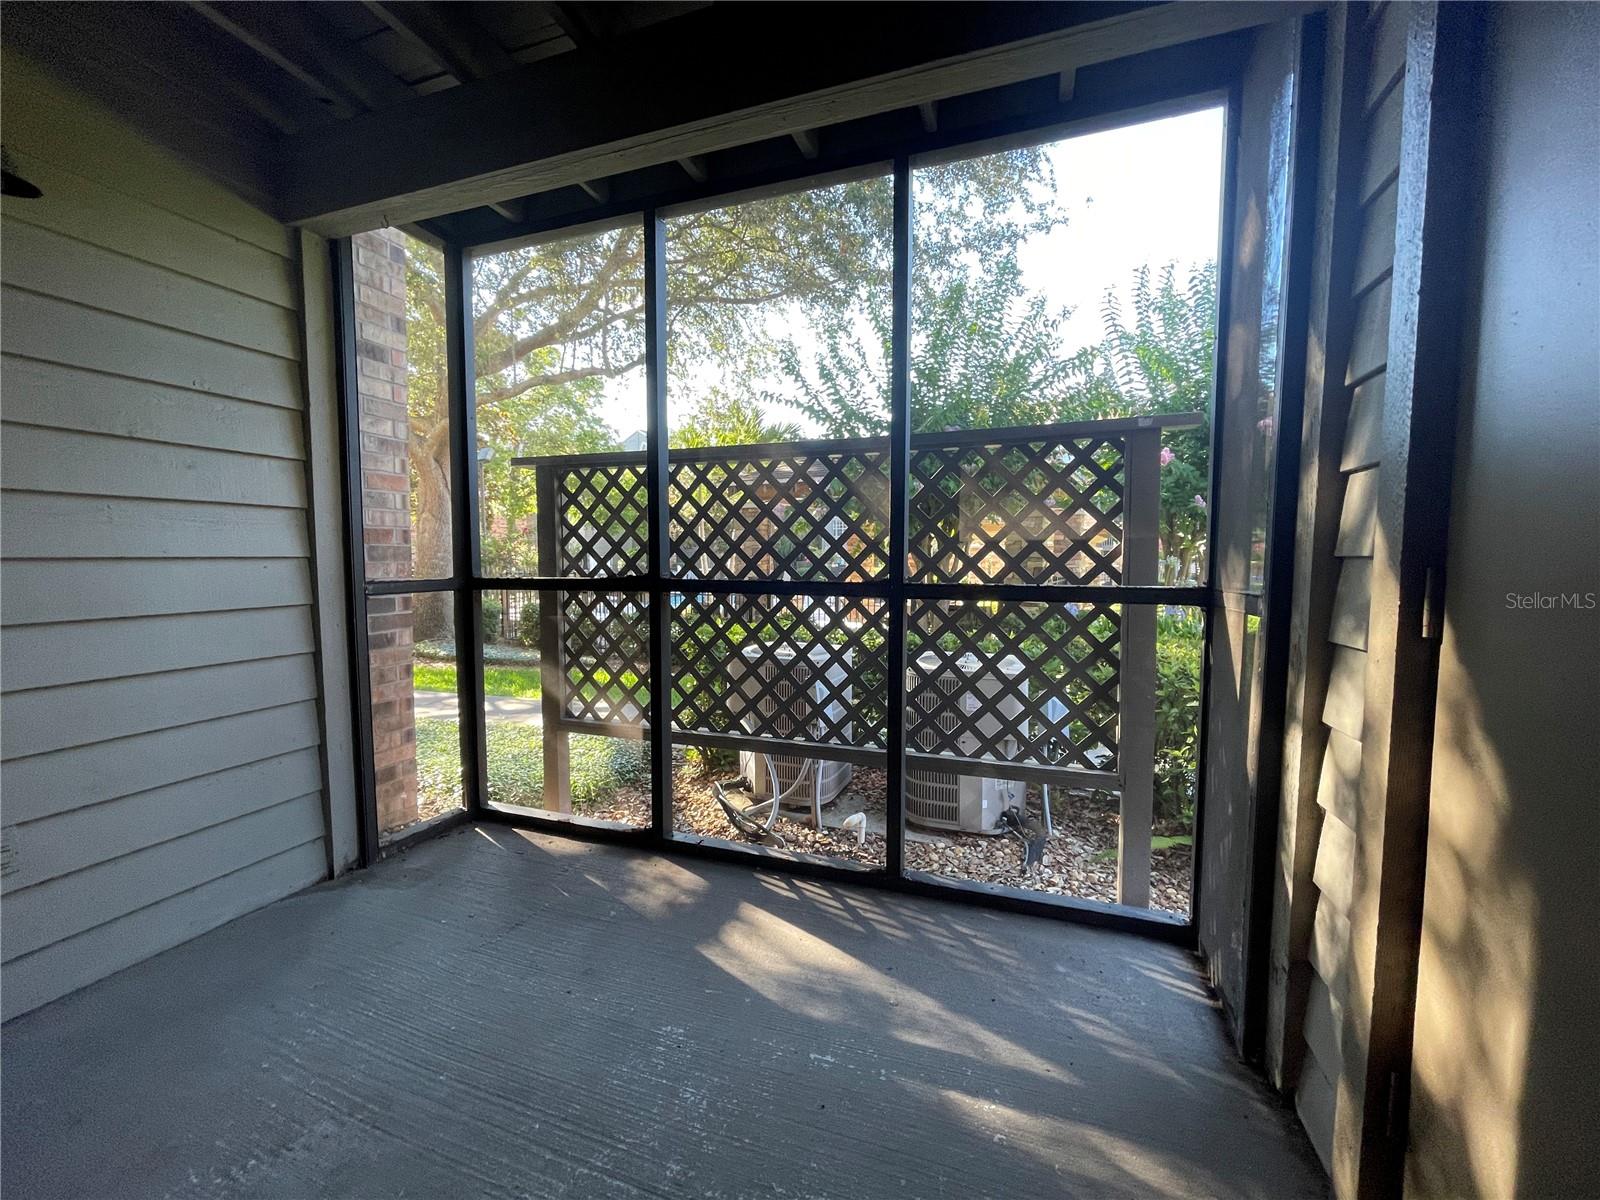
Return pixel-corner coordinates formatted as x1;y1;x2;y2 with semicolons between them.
414;690;541;724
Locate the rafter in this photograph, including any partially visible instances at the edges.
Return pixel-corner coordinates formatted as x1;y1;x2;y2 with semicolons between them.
791;129;820;159
677;156;709;184
362;1;513;84
186;1;413;115
542;2;601;51
280;3;1313;234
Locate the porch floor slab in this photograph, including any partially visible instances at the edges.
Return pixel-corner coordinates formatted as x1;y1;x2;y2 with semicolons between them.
1;826;1325;1199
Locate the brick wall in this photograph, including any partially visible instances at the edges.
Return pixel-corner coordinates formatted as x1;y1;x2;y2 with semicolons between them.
353;228;417;833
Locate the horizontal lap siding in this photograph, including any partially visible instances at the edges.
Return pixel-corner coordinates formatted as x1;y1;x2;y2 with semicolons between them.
0;50;328;1019
1295;2;1406;1170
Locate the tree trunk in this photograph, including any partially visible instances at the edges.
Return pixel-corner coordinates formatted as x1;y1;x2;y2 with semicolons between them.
412;429;455;642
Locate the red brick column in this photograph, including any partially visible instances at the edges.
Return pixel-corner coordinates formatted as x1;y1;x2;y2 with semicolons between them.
353;229;417;833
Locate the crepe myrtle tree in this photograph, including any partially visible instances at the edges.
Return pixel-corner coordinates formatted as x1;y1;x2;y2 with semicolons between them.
778;256;1219;582
397;151;1060;606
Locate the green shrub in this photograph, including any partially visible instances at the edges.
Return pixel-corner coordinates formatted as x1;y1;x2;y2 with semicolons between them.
683;744;736;777
517;596;541;648
1154;610;1203;826
481;596;503;642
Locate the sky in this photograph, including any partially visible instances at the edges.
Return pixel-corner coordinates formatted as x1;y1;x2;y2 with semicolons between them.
595;105;1226;442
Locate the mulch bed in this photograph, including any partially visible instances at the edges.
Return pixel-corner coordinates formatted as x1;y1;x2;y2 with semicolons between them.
579;754;1192;919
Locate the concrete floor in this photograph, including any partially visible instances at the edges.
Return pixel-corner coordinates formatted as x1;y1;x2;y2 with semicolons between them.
2;826;1326;1199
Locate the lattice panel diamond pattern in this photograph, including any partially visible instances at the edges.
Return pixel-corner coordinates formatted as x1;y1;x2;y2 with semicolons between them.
906;600;1121;771
559;590;650;728
669;451;889;581
670;593;888;749
909;436;1125;586
555;464;648;576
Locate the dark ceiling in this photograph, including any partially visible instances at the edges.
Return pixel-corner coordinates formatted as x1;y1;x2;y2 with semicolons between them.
8;2;711;139
3;2;1270;242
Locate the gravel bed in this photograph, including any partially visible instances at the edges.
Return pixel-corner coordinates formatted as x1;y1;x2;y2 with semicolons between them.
576;753;1192;919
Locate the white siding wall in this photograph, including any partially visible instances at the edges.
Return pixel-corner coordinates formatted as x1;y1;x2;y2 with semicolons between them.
1;51;338;1019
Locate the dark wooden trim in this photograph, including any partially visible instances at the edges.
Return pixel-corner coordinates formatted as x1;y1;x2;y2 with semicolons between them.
191;1;415;115
510;412;1203;468
1266;0;1368;1095
472;574;652;592
376;806;476;857
474;808;1194;944
467;576;1207;605
364;1;512;85
445;244;488;816
1340;5;1479;1196
1242;7;1325;1064
883;154;913;879
364;576;458;595
330;237;381;869
1188;74;1244;931
643;209;673;840
278;3;1297;234
326;72;1268;949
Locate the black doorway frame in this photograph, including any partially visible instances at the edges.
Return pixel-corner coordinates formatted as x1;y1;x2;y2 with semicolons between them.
330;68;1303;949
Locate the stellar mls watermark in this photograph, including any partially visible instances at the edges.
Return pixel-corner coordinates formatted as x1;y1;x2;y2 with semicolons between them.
1504;591;1597;610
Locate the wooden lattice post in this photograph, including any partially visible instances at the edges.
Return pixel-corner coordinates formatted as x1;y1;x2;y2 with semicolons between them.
1117;427;1160;908
535;464;572;813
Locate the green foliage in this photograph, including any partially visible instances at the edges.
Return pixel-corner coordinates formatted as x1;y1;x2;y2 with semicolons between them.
478;371;616;577
670;387;801;448
481;595;503;643
416;637;538;665
784;257;1218;582
491;723;647;808
413;717;464;809
1068;264;1219;582
1154;609;1204;826
416;718;647;811
682;745;737;777
405;159;1059;578
516;596;541;648
417;718;647;813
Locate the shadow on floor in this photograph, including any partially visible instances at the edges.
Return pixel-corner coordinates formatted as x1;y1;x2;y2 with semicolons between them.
1;825;1325;1200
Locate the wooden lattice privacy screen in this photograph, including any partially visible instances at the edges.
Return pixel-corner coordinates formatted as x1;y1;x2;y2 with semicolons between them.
518;417;1197;810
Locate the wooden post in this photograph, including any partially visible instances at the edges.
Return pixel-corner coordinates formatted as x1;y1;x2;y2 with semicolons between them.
1335;6;1476;1195
536;464;571;813
1117;427;1160;908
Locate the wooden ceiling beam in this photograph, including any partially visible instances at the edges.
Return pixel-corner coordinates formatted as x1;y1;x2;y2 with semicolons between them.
577;179;610;204
918;100;939;133
278;2;1312;235
541;2;602;51
30;1;320;136
791;129;820;159
676;156;709;184
362;2;514;84
187;1;413;115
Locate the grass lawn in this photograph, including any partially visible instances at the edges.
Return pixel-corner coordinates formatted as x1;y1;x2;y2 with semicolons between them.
413;662;541;699
415;717;647;809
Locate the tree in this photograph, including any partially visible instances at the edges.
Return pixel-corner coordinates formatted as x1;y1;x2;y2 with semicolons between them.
1067;263;1218;582
670;388;801;449
399;150;1061;594
774;257;1218;580
476;367;615;577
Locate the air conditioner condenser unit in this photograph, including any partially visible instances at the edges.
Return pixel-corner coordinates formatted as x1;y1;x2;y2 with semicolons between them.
905;651;1027;835
726;640;854;809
